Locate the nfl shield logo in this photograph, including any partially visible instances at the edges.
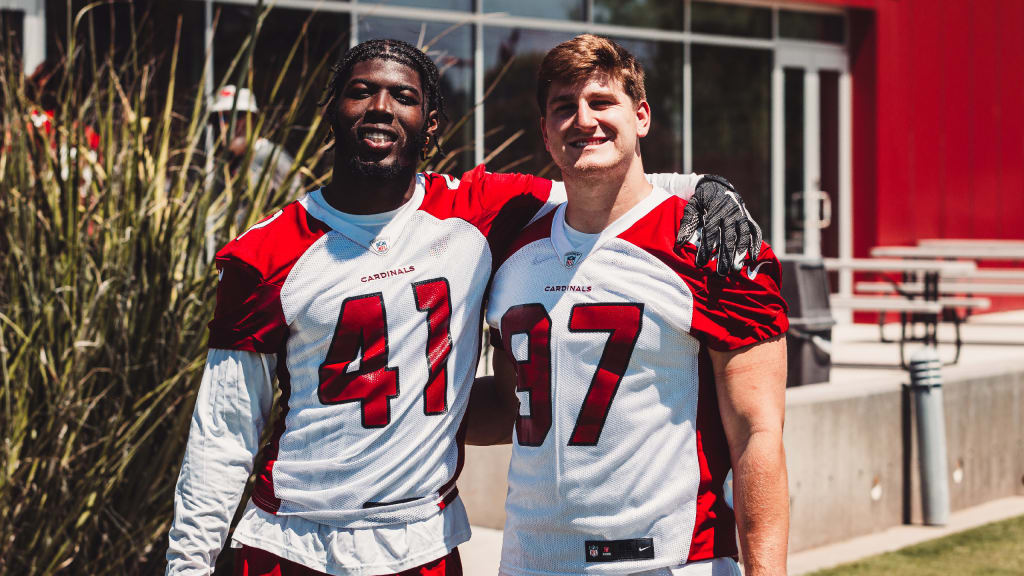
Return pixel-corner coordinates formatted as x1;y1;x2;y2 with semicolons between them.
372;237;390;255
588;544;599;558
564;251;582;268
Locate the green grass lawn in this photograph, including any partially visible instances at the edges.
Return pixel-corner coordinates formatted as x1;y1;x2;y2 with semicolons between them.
807;514;1024;575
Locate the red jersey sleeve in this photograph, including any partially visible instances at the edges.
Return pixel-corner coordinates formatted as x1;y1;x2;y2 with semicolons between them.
682;242;789;351
421;165;554;261
618;196;788;351
207;201;330;353
207;257;288;353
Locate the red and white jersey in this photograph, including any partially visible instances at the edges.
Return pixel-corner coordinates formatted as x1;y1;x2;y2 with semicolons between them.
209;166;552;528
485;188;788;575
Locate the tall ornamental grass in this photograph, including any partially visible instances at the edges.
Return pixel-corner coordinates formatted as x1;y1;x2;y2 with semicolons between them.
0;3;335;572
0;2;520;573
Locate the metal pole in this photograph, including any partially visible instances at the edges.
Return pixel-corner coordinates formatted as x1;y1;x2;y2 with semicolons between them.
908;346;950;526
23;0;47;73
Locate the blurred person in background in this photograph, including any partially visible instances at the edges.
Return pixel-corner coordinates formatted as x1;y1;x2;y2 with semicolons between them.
26;58;101;187
167;38;763;576
205;85;302;261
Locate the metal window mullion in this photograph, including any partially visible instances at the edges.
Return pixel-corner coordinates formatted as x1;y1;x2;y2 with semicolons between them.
22;0;45;72
682;0;691;174
803;68;820;257
474;0;484;166
771;59;785;254
350;0;359;47
838;70;853;296
683;41;692;174
204;0;215;174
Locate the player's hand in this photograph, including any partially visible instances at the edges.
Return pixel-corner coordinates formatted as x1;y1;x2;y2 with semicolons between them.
675;174;763;276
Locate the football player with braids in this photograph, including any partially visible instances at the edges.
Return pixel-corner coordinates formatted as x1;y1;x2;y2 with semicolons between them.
479;35;789;576
166;38;763;576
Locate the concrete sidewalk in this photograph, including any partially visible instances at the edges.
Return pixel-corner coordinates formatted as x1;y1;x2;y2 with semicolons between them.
462;495;1024;574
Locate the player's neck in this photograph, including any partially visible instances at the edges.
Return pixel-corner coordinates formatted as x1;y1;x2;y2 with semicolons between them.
322;158;419;215
563;158;652;234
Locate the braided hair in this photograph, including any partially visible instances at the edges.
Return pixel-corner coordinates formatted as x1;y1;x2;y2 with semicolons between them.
320;38;448;159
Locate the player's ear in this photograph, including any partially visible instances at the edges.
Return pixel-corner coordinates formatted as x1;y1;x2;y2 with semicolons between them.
425;108;440;139
635;100;651;138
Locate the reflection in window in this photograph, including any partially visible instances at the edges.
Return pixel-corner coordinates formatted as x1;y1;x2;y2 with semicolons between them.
593;0;683;31
611;37;684;173
691;45;772;242
214;4;350;154
691;1;771;38
1;10;24;58
483;0;585;21
780;10;846;44
359;17;475;173
357;0;471;11
483;28;574;177
783;68;804;254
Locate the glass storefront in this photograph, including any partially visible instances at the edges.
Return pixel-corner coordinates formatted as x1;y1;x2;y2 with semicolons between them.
175;0;850;256
691;45;773;239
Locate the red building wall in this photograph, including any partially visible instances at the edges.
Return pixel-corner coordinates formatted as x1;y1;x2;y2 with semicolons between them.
814;0;1024;310
831;0;1024;248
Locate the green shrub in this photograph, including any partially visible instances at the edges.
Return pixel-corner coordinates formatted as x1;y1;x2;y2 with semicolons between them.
0;3;332;573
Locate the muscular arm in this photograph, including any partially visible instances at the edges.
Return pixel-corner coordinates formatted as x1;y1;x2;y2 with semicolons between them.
710;335;788;576
166;349;275;575
464;348;519;446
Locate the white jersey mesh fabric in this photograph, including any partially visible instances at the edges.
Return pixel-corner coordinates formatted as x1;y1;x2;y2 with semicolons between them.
487;193;705;575
484;183;792;575
267;192;492;527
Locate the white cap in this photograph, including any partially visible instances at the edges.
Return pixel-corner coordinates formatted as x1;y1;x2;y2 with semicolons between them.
210;85;258;113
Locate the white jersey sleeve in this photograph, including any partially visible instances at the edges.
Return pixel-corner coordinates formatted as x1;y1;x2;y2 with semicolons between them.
646;173;702;201
166;349;275;575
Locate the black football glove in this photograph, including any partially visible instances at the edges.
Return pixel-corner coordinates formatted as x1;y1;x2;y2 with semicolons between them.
675;174;763;276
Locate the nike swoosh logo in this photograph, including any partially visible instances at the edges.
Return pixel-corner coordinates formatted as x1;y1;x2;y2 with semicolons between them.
746;261;768;280
638;545;651;552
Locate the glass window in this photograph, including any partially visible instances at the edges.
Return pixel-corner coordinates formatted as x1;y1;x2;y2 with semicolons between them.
779;10;846;44
483;28;575;177
214;4;350;150
691;45;773;241
691;1;771;38
357;0;471;11
783;68;804;255
593;0;684;31
611;37;685;173
483;0;586;21
1;10;24;57
358;17;475;172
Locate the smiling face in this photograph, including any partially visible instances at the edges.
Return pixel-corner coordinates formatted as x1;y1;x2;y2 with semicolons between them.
334;58;438;179
541;72;650;178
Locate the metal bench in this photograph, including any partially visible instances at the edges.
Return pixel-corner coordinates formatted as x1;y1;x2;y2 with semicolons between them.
829;296;944;367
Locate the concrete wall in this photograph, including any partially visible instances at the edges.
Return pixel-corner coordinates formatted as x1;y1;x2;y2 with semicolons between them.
458;363;1024;553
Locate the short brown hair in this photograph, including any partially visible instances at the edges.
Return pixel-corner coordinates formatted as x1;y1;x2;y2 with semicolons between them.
536;34;647;113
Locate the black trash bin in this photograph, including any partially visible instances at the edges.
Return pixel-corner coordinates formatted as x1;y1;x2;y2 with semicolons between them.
779;255;836;387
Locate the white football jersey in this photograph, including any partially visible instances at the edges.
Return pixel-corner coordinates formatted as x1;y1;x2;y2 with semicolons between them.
209;167;553;528
485;188;788;575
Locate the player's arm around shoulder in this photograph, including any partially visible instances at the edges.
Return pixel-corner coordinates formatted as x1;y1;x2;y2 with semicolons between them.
464;338;519;446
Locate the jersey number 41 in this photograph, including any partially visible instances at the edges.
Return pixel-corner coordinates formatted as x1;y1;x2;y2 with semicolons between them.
318;278;452;428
